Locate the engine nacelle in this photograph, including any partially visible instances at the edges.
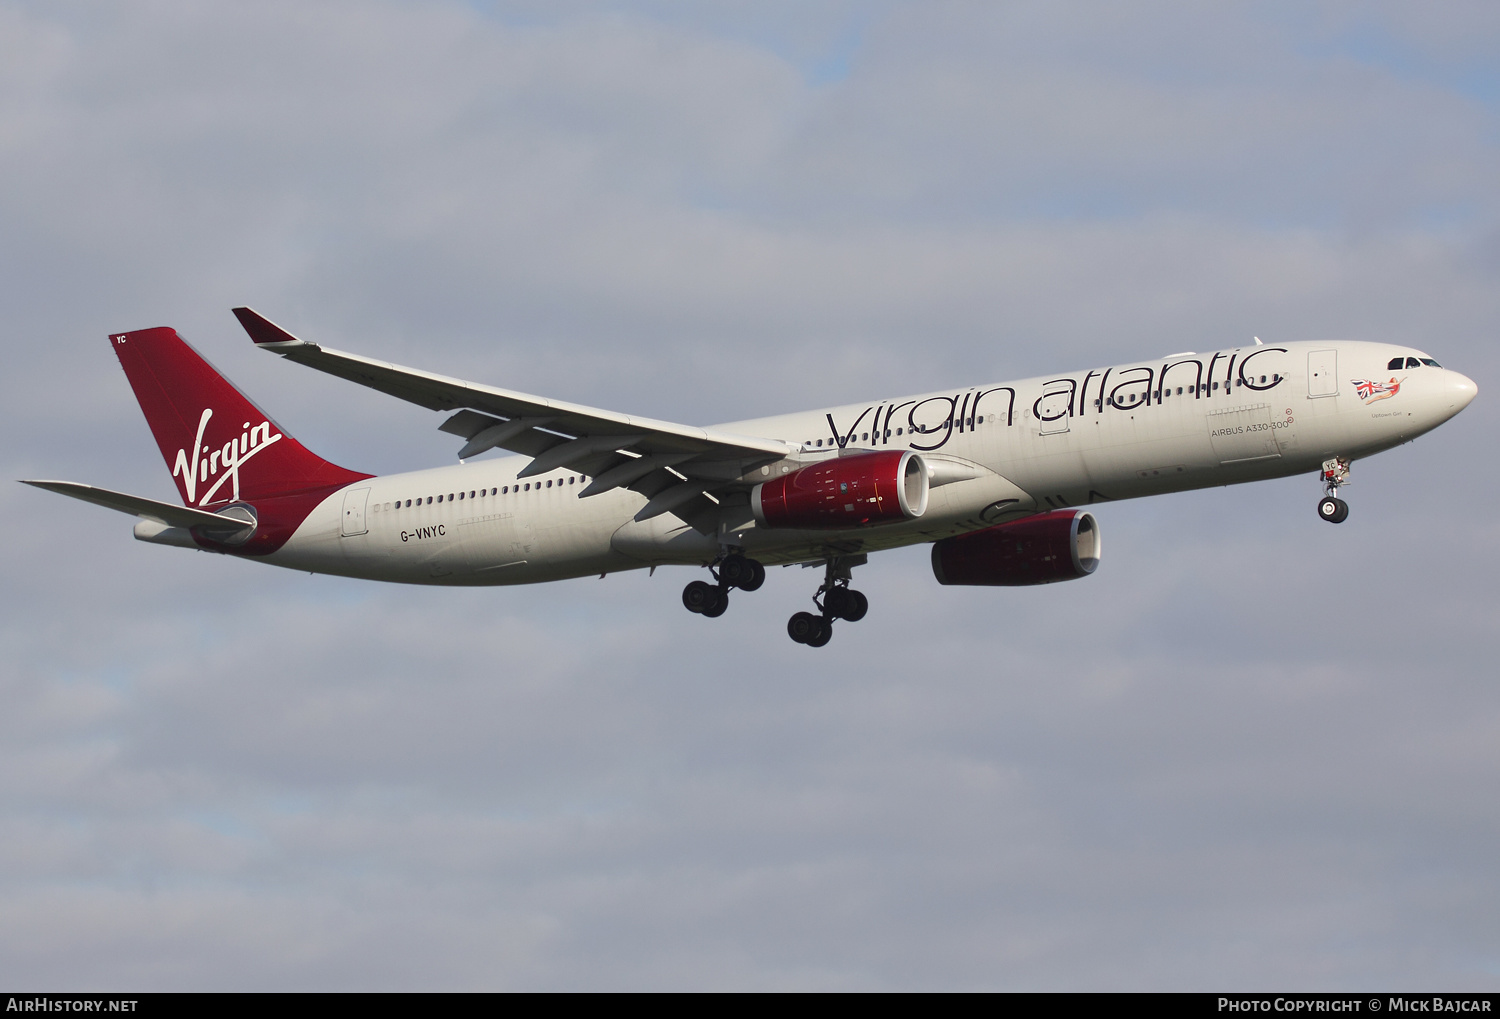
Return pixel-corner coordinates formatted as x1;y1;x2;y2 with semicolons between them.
752;450;928;529
931;510;1100;586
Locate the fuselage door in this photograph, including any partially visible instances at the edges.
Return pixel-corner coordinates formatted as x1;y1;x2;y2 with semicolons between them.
1038;389;1072;434
1308;349;1339;398
341;487;370;536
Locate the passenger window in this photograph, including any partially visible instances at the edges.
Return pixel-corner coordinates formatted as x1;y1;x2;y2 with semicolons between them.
426;497;432;505
1176;387;1183;395
1388;357;1404;370
896;428;903;435
546;480;552;488
977;416;984;424
1406;357;1421;369
861;433;868;442
458;492;464;500
1212;382;1219;390
1259;375;1266;383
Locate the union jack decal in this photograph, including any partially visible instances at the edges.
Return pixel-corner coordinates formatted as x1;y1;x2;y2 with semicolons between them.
1352;377;1402;404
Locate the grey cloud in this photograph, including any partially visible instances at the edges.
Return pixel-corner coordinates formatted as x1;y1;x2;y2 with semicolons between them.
1;0;1498;990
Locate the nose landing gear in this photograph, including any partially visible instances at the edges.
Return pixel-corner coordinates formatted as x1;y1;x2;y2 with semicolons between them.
1317;457;1351;524
682;552;765;619
787;555;868;647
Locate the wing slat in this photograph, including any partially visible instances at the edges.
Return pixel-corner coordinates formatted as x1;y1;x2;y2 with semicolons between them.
234;308;790;467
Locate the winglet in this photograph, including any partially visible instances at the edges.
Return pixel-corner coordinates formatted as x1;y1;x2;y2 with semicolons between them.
232;307;316;350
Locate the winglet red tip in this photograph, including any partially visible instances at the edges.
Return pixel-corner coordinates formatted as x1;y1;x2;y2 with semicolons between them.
232;307;308;348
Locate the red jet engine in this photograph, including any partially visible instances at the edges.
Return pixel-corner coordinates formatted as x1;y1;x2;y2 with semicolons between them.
931;510;1101;585
752;450;928;529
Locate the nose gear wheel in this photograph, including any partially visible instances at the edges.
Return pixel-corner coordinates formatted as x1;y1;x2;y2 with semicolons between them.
1317;457;1351;524
1317;496;1349;523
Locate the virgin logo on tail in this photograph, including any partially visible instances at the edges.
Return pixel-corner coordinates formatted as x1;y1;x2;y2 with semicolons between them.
172;408;283;505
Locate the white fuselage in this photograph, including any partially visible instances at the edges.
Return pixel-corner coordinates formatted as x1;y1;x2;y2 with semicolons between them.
262;340;1476;585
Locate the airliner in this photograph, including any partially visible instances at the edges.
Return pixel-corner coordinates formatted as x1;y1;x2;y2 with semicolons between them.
23;310;1477;647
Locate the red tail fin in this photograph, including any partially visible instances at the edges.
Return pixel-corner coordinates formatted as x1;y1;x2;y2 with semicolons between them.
111;327;370;507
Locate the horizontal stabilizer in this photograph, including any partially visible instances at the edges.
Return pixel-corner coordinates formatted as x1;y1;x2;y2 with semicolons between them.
20;480;251;531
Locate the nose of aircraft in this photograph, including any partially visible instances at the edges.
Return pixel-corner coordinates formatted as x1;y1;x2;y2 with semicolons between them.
1446;371;1478;412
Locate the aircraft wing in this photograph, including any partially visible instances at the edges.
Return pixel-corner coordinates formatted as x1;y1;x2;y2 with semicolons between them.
233;308;793;521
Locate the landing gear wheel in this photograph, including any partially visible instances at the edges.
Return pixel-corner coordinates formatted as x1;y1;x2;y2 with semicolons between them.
700;587;729;617
1317;497;1349;524
788;611;820;644
683;580;717;613
805;618;833;647
719;555;765;591
821;587;868;622
739;559;766;592
720;554;751;587
823;587;850;618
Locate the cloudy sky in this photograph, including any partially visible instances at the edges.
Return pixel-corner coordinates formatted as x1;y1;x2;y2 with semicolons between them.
3;0;1498;990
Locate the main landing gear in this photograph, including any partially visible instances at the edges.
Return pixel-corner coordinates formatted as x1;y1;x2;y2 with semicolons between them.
787;555;868;648
682;552;765;619
1317;457;1351;524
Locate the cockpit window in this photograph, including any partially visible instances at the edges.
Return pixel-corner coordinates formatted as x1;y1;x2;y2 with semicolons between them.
1388;357;1404;370
1420;358;1441;367
1405;357;1422;368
